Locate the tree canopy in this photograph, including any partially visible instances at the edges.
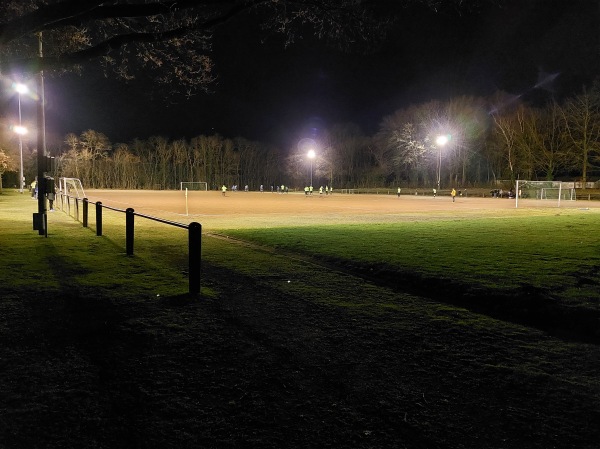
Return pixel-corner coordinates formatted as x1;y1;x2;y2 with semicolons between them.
0;0;502;94
0;0;397;95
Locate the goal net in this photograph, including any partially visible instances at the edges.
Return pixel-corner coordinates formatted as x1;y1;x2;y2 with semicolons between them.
515;180;576;208
180;181;208;191
59;177;86;199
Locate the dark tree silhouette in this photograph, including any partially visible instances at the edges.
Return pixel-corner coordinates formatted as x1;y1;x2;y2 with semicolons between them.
1;0;499;93
0;0;398;95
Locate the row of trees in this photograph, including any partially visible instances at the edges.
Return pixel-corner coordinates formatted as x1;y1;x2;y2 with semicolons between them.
58;132;281;190
373;87;600;189
1;1;598;191
0;0;396;192
3;84;600;191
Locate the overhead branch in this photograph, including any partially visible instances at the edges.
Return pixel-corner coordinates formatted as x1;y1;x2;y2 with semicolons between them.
1;0;261;73
0;0;244;44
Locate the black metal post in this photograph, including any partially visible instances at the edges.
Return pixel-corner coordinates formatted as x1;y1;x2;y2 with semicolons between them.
126;208;134;256
82;198;88;228
188;222;202;296
96;201;103;236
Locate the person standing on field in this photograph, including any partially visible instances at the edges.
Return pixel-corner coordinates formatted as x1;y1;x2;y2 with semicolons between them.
221;185;227;196
397;187;401;197
432;188;437;198
451;188;456;202
30;178;37;198
45;177;56;211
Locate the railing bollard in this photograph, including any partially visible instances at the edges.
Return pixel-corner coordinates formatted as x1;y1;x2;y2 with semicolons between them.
96;201;103;236
188;222;202;296
82;198;88;228
64;197;202;295
126;208;134;256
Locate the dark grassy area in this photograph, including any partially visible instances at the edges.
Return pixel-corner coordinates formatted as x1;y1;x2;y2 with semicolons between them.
1;191;599;448
221;215;600;343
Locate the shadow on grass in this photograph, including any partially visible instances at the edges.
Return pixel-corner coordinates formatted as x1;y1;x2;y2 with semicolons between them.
319;258;600;345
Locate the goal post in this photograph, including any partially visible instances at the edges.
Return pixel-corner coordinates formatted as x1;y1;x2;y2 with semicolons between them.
58;177;86;199
180;181;208;191
515;180;576;208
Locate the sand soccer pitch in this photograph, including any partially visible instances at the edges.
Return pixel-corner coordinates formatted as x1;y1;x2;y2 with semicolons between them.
81;189;599;229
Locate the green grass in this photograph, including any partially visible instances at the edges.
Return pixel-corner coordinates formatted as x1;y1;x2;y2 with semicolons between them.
4;190;598;313
0;191;200;301
2;190;600;448
0;188;600;336
220;213;600;308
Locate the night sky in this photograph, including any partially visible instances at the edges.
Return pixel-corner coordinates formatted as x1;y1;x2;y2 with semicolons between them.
36;0;600;150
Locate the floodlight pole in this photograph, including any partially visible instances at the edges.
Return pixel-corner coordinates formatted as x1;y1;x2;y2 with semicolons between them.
435;135;449;191
307;149;316;189
17;90;25;193
437;145;442;191
36;32;47;237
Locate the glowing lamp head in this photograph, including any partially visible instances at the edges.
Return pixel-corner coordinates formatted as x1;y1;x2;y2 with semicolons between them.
436;135;449;146
13;83;29;95
307;149;316;159
14;125;28;135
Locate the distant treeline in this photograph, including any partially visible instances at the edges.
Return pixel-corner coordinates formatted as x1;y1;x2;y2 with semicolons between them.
11;85;600;190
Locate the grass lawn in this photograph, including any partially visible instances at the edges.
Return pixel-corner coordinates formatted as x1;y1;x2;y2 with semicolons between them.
1;190;599;449
222;214;600;302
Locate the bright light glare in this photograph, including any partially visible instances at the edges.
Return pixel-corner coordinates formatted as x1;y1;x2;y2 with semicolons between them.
14;125;28;135
436;135;448;146
13;83;29;95
307;149;316;159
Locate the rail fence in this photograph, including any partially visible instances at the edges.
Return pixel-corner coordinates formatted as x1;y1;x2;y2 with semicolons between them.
57;193;202;296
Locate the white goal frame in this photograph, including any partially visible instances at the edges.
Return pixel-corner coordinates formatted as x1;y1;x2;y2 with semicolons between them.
59;177;86;199
180;181;208;191
515;180;576;208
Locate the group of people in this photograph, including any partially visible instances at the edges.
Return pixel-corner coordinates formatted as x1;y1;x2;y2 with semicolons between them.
304;185;333;195
221;184;290;195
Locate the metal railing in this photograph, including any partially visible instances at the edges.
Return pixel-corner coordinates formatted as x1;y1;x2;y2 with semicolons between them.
58;193;202;296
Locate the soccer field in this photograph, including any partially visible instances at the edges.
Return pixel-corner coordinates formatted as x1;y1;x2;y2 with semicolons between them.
76;187;600;341
3;190;600;449
81;189;599;230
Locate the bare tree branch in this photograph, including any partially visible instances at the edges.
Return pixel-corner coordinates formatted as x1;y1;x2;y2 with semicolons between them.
0;0;488;93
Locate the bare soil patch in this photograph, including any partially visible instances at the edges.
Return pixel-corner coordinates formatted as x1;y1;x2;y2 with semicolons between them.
83;189;594;230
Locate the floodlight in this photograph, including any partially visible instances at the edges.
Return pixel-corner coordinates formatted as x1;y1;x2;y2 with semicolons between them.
14;125;28;135
13;83;29;95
